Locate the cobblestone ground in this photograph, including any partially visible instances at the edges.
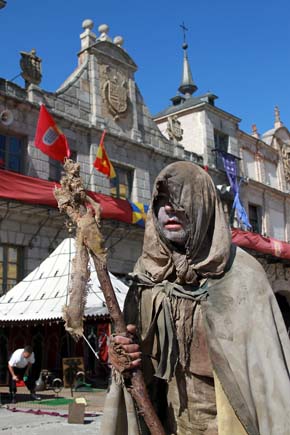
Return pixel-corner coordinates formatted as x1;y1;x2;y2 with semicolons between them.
0;408;102;434
0;386;106;434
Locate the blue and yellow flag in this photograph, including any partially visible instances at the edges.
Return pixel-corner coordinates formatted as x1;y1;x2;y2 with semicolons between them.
129;201;149;227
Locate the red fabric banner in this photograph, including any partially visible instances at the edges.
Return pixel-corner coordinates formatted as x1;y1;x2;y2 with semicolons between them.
0;169;290;260
0;169;132;224
96;323;110;363
35;105;71;162
231;228;290;260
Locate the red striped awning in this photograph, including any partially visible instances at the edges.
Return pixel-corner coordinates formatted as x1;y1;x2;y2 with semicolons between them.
1;169;290;260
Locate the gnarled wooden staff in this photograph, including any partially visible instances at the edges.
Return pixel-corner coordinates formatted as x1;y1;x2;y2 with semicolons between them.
54;159;165;435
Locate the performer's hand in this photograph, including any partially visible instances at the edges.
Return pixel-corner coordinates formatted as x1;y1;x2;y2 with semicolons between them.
114;324;141;366
12;375;19;381
109;324;141;373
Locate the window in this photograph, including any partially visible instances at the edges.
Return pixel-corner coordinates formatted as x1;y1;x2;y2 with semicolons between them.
243;150;257;180
49;157;62;181
70;150;77;162
110;165;133;200
0;245;24;295
268;208;285;240
248;204;262;233
49;151;77;182
265;161;278;189
0;134;25;173
214;130;229;170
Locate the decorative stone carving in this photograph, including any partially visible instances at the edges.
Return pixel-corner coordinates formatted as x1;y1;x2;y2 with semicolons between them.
166;115;183;143
285;266;290;281
100;65;128;120
97;24;112;42
113;36;124;48
20;49;42;88
281;144;290;182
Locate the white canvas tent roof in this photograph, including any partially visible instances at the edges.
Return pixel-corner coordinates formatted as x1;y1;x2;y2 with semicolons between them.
0;238;128;322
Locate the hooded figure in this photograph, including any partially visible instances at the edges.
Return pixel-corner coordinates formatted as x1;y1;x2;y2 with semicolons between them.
102;162;290;435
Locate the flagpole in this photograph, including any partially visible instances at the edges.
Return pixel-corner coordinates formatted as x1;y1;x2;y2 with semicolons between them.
86;129;108;191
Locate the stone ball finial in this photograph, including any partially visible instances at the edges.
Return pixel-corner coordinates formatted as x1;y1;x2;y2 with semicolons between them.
182;42;188;50
98;24;112;42
113;36;124;47
98;24;109;34
82;19;94;30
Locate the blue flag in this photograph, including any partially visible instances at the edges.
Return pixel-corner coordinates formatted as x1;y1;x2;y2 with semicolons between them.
218;150;251;229
233;182;252;230
219;151;238;194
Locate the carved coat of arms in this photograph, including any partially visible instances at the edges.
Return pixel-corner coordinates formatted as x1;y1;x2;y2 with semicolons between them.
101;65;128;120
166;115;183;143
282;144;290;183
20;49;42;87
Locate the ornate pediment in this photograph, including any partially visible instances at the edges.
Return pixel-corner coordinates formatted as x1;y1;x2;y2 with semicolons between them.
94;41;137;71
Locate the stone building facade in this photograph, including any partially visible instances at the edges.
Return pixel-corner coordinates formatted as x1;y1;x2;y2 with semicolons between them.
0;20;198;380
0;21;204;296
154;44;290;311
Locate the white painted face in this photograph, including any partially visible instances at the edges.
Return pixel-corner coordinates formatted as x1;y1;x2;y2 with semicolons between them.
155;196;188;246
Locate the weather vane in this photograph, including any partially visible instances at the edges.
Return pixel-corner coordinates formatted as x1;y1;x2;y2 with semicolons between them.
180;21;188;45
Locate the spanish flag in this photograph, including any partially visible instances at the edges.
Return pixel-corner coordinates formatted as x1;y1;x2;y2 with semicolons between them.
93;130;116;179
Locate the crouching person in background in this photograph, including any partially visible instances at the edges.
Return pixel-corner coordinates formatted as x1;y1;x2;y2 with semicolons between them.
8;345;41;403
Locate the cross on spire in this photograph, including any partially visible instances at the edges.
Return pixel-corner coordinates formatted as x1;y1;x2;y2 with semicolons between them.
178;22;197;97
180;21;188;45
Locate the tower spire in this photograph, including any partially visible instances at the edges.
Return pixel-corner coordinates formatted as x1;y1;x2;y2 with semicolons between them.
178;22;197;97
274;105;283;129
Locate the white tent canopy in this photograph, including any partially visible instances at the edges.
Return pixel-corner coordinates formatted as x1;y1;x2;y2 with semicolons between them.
0;238;128;322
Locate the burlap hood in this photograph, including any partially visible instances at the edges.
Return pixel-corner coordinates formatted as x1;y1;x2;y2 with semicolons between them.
135;161;232;284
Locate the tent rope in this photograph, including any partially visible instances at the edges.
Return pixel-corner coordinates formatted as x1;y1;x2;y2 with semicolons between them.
65;237;72;306
82;333;100;360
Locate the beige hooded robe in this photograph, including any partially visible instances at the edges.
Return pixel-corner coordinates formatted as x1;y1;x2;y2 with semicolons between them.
102;162;290;435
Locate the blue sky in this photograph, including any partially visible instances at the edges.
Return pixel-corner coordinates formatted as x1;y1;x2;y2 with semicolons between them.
1;0;290;135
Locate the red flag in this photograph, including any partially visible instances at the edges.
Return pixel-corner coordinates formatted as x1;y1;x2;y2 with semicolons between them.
34;105;71;162
93;130;116;178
